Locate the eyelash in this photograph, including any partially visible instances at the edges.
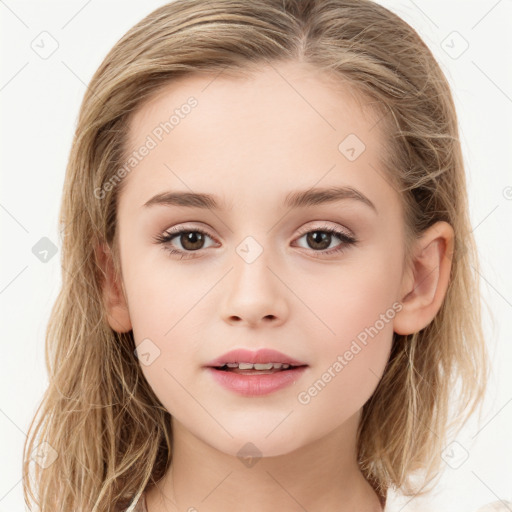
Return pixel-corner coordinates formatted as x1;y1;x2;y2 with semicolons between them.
153;224;358;260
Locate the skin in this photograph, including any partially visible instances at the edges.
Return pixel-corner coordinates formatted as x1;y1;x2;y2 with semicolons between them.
98;61;454;511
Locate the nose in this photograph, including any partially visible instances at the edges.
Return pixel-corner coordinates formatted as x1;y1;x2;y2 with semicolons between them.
219;248;289;328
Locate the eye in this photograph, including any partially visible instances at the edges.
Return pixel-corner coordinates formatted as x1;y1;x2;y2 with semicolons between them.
152;226;218;259
293;224;357;257
153;223;358;260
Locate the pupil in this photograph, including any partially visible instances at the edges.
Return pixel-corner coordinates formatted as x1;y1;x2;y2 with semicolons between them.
182;231;204;250
307;231;330;250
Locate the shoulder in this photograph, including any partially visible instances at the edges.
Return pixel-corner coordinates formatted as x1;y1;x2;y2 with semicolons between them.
384;500;512;512
475;502;512;512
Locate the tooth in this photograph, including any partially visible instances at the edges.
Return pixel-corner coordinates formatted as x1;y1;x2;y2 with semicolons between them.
254;363;274;370
223;362;293;370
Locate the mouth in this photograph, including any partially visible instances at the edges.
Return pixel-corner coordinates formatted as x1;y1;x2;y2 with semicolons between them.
205;360;309;396
211;362;308;375
204;347;308;371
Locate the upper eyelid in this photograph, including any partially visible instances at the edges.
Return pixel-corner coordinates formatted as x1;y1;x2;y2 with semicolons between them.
295;223;352;237
164;220;351;236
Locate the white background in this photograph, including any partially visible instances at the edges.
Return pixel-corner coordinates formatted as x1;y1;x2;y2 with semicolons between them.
1;1;511;511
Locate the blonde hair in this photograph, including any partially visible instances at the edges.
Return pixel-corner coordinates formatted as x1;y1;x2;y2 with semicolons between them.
22;0;489;509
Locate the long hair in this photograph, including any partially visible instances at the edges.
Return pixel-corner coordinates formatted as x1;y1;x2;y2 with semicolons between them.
22;0;489;509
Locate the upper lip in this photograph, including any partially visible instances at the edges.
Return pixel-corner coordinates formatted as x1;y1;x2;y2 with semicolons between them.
204;348;308;368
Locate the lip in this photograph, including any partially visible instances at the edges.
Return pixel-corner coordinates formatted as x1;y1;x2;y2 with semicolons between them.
204;348;308;368
205;366;308;396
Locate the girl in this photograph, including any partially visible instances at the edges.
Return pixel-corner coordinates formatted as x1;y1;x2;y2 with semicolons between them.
22;0;491;510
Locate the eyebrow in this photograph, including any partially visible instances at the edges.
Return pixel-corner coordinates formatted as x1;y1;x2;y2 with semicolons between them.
142;186;377;214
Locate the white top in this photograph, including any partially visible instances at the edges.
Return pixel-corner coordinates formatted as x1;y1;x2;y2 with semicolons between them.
131;492;512;512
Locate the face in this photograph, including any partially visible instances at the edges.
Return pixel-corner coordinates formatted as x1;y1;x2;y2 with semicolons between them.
112;61;408;458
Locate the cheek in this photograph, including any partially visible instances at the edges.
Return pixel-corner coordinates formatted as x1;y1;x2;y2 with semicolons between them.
124;253;202;339
294;251;401;347
294;333;393;433
291;252;400;405
294;276;397;421
123;261;210;396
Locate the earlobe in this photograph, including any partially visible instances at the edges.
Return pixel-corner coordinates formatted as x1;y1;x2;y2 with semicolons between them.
95;241;132;333
393;221;454;335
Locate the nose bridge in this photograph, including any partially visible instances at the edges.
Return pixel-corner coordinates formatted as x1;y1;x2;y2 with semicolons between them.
233;234;274;290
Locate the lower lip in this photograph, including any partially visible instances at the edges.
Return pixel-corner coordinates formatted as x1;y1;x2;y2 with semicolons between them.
205;366;308;396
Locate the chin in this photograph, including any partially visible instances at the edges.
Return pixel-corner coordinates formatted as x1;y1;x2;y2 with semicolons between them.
209;426;309;461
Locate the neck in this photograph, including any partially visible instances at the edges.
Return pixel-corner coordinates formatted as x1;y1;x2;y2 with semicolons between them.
145;411;384;512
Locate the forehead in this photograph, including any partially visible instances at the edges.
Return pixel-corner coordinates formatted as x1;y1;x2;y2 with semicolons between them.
119;61;393;214
125;61;382;148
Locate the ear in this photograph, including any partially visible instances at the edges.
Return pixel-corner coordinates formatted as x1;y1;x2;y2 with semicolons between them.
95;240;132;333
393;221;454;335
